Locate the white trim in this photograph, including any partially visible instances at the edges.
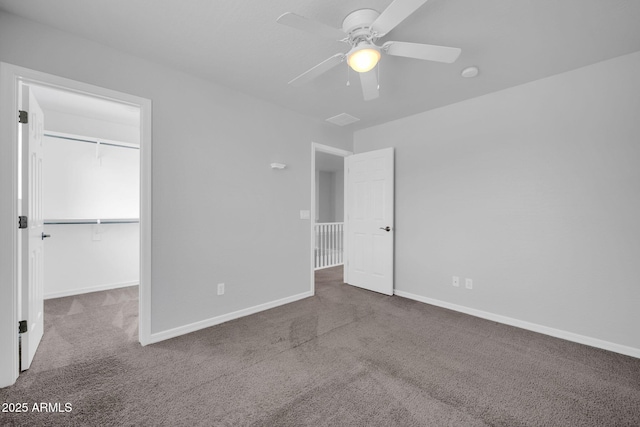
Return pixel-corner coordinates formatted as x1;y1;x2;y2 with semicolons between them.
44;281;138;300
313;143;353;158
138;81;152;347
314;263;344;271
394;289;640;359
0;62;152;387
148;291;313;344
0;62;20;388
310;142;352;297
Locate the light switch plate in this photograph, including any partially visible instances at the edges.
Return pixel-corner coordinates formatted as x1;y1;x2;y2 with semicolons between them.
300;210;310;220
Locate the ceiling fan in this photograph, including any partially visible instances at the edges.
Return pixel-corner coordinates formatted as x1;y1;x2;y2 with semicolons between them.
276;0;461;101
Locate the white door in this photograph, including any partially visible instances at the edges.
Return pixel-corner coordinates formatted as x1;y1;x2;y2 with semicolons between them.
345;148;394;295
21;85;45;370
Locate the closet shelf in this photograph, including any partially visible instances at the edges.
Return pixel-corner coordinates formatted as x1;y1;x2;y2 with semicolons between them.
44;219;139;225
44;133;139;150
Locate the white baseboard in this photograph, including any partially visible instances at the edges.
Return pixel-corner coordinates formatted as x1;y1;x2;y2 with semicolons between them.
314;263;344;271
148;290;314;344
394;289;640;359
44;281;139;299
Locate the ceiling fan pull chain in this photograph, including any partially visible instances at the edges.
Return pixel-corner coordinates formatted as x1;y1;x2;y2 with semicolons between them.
377;61;380;90
346;64;351;86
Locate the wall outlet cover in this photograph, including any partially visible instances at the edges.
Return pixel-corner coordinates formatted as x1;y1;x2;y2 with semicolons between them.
217;283;225;295
465;279;473;289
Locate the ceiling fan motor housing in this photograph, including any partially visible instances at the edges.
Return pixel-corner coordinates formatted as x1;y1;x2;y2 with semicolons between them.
342;9;380;43
277;1;462;100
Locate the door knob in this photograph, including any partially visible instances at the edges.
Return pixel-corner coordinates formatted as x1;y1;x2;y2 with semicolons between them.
41;233;51;240
379;226;391;232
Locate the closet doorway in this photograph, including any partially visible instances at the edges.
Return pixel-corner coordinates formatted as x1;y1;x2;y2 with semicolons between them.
32;85;141;298
0;63;151;385
22;83;142;371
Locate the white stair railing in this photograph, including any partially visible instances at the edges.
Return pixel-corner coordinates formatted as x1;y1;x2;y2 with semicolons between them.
314;222;344;270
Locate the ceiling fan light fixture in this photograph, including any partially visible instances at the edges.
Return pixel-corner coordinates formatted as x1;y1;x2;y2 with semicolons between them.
347;44;381;73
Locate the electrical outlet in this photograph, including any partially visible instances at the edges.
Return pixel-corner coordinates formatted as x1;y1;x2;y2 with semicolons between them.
452;276;459;287
217;283;225;296
465;279;473;289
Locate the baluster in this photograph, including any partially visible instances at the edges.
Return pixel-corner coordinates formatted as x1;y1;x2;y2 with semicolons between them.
333;223;340;265
331;223;335;266
339;223;342;266
318;224;322;268
328;224;331;267
340;223;343;264
336;226;339;266
333;223;337;266
329;223;333;266
322;224;327;268
324;224;328;267
315;225;319;269
338;223;342;265
327;224;330;267
320;224;324;268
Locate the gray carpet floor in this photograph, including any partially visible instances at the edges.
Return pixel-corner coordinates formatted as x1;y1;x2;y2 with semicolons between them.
1;266;639;426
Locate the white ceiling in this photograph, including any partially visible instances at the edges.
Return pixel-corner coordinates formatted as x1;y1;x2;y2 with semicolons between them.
2;0;640;130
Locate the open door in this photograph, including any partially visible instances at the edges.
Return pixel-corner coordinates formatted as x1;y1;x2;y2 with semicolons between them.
20;85;45;370
345;147;394;295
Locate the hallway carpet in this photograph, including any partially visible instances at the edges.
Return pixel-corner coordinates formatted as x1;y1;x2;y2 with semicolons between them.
1;267;639;426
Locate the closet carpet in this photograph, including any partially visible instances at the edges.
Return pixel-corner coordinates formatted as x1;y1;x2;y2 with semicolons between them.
1;267;639;426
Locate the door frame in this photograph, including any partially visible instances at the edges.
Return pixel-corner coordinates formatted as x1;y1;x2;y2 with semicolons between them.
0;62;153;387
310;142;352;295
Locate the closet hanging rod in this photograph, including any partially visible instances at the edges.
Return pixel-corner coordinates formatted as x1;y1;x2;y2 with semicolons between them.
44;133;139;150
44;219;139;225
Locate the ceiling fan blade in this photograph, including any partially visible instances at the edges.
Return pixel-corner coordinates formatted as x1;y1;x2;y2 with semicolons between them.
276;12;346;40
383;41;461;63
359;69;379;101
371;0;430;37
288;54;345;87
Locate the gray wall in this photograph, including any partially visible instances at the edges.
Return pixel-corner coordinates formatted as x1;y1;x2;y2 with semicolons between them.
355;51;640;351
0;12;352;335
317;170;344;223
317;171;334;223
334;169;344;222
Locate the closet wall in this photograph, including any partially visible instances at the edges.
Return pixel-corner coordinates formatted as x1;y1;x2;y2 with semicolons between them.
41;105;140;299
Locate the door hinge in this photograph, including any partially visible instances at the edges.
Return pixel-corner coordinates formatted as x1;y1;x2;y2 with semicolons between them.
19;320;27;334
18;110;28;124
18;216;28;229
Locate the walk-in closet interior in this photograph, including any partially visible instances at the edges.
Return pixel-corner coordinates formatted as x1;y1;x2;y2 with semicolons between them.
30;85;141;299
